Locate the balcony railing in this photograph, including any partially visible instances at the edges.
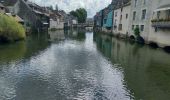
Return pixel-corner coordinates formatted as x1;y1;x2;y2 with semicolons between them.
151;19;170;28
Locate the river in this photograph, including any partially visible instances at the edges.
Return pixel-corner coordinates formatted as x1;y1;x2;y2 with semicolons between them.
0;30;170;100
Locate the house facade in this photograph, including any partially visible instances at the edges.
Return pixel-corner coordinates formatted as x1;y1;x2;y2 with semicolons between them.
113;2;131;37
49;11;64;30
149;0;170;47
102;4;113;32
0;3;5;13
129;0;153;42
94;10;104;31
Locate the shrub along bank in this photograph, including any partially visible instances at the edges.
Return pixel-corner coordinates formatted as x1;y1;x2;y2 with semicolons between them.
0;14;26;42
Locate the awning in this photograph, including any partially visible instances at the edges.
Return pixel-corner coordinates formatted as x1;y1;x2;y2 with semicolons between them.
154;4;170;12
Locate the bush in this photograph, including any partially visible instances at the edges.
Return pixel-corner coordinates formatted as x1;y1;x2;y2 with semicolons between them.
0;14;26;42
134;26;140;37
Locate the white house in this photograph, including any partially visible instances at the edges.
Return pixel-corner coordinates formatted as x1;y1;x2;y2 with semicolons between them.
129;0;153;42
149;0;170;47
49;13;64;30
113;2;131;38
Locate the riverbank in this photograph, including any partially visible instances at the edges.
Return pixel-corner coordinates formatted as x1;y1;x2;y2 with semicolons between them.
94;31;170;53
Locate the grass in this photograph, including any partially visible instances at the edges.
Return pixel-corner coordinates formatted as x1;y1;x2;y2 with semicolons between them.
0;14;26;42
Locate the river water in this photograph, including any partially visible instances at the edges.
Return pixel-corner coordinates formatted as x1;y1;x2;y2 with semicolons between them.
0;30;170;100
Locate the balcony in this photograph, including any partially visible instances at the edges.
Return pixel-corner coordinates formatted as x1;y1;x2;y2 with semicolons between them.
151;19;170;28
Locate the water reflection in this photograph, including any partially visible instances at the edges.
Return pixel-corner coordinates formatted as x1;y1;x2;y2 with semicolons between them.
64;29;86;41
48;30;65;41
0;30;170;100
94;33;170;100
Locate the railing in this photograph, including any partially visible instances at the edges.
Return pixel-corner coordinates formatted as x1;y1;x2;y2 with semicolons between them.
151;19;170;28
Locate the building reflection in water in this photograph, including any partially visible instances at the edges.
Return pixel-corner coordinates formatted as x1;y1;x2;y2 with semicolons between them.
94;33;170;100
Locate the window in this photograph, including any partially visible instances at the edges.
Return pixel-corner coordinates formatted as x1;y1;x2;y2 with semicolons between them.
132;25;134;30
133;11;136;20
118;24;122;30
126;14;128;19
104;19;107;24
143;0;146;5
115;19;117;24
136;25;139;28
120;15;122;21
157;11;160;19
168;10;170;19
135;0;137;7
115;12;117;17
141;9;146;20
141;25;144;31
121;8;123;12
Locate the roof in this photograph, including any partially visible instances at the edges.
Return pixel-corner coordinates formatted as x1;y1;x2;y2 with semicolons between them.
155;4;170;12
0;3;4;7
6;13;24;22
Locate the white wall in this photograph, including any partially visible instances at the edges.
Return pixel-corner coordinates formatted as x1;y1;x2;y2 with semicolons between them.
129;0;153;42
149;0;170;47
50;18;64;29
113;5;131;37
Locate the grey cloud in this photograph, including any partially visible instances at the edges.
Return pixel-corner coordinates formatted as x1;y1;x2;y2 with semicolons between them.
29;0;112;17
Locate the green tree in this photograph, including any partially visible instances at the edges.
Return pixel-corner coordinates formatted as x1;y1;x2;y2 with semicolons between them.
49;5;53;11
70;8;87;23
134;26;140;37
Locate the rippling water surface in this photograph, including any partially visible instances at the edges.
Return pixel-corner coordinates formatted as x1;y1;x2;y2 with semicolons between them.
0;30;170;100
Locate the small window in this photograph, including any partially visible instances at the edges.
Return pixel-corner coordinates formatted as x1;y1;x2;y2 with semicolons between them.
115;12;117;17
157;11;160;19
133;11;136;20
120;15;122;21
132;25;134;30
104;19;107;24
141;25;144;31
114;19;117;25
136;25;139;28
143;0;146;5
135;0;137;7
155;27;158;32
121;8;123;12
126;14;128;19
119;24;122;30
141;9;146;20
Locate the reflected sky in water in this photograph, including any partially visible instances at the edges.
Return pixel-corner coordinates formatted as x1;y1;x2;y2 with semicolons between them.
0;30;170;100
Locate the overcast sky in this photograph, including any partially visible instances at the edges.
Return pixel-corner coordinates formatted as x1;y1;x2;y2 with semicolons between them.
30;0;112;18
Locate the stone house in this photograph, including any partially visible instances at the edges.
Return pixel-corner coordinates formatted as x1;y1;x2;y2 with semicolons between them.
26;1;50;29
64;14;78;29
149;0;170;47
94;10;104;31
113;2;131;37
49;12;64;30
0;3;5;13
102;4;113;32
128;0;153;42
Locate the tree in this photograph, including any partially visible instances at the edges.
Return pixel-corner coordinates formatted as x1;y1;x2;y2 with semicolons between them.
134;26;140;37
70;8;87;23
49;5;53;11
55;4;58;11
